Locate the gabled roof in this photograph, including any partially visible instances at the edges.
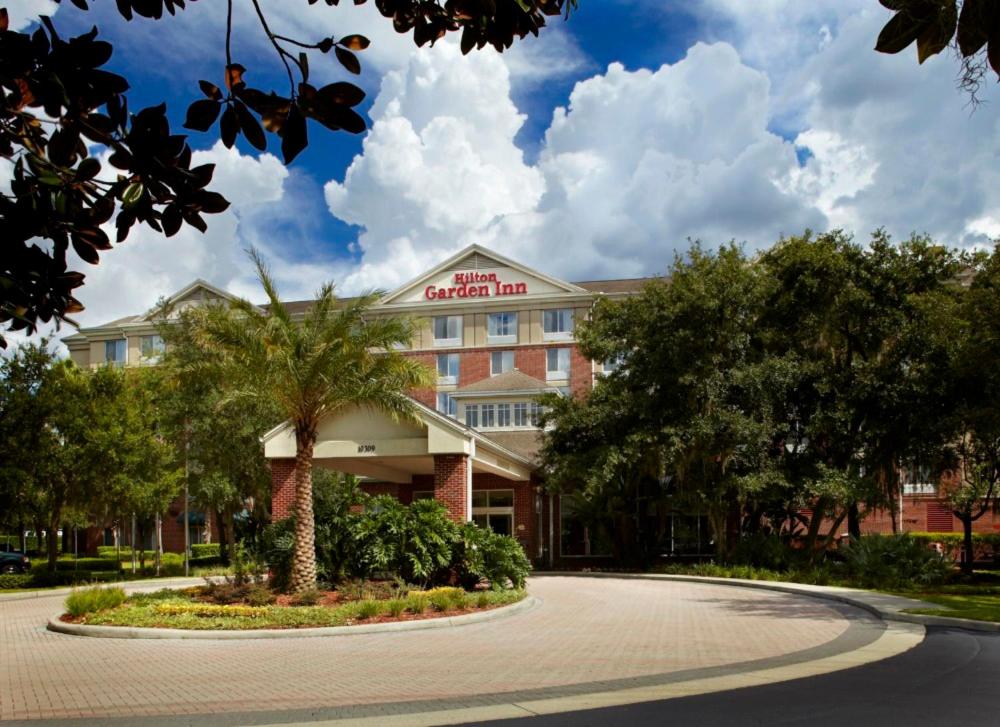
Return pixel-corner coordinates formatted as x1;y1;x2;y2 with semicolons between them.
137;278;262;322
449;370;559;398
378;244;589;306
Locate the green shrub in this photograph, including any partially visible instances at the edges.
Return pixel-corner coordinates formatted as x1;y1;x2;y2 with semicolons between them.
452;523;531;590
356;600;381;620
65;586;126;617
290;588;323;606
245;584;276;606
905;532;1000;562
190;544;221;558
41;557;121;573
841;534;953;589
476;591;490;609
384;598;407;617
406;593;429;614
0;574;34;589
729;534;802;571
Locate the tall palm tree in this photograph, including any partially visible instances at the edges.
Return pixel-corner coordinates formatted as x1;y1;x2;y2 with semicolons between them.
193;250;433;592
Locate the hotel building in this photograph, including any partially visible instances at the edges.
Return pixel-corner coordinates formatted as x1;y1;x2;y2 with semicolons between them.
63;245;999;563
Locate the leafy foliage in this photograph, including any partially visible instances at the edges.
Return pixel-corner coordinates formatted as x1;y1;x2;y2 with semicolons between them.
64;585;126;616
840;534;952;589
3;1;574;344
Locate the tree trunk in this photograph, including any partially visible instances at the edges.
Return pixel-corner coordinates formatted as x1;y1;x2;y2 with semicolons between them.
47;517;60;572
289;429;318;594
847;502;862;540
226;510;238;562
18;521;25;555
217;509;230;565
961;515;974;575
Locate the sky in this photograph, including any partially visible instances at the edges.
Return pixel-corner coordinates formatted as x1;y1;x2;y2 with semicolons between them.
9;0;1000;342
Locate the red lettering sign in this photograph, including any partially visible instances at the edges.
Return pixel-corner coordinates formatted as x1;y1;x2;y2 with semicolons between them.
424;273;528;300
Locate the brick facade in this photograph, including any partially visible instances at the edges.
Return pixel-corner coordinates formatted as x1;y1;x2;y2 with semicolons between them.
433;454;469;522
270;459;296;521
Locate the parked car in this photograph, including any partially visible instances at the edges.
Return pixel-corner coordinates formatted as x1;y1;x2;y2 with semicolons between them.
0;550;30;574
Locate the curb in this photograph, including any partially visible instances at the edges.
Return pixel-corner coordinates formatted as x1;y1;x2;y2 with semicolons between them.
46;594;540;640
533;571;1000;634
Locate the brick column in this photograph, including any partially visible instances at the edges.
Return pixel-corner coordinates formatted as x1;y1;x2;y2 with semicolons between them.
271;459;296;521
434;454;470;522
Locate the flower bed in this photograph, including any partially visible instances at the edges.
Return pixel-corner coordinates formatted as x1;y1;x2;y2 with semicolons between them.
59;584;526;631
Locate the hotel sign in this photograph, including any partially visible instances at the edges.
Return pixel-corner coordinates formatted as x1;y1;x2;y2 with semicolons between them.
424;272;528;301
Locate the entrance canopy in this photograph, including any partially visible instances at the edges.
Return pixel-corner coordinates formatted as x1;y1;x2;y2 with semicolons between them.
261;400;534;484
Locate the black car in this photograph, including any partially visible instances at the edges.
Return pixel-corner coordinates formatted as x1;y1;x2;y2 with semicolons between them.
0;550;30;574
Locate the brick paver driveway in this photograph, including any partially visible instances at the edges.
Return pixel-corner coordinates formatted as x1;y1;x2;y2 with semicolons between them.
0;576;876;724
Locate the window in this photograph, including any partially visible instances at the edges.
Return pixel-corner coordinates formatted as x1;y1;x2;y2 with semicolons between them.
901;461;937;495
529;402;543;427
437;392;457;418
490;350;514;376
105;339;126;366
140;334;165;363
546;348;571;380
487;311;518;344
513;402;528;427
433;315;462;347
436;353;459;384
543;309;574;340
472;489;515;536
497;403;511;428
481;404;495;428
603;354;624;374
465;404;479;428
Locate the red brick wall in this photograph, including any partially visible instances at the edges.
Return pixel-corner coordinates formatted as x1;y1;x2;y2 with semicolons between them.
407;343;593;396
271;458;296;521
803;496;1000;536
434;454;469;522
403;351;437;407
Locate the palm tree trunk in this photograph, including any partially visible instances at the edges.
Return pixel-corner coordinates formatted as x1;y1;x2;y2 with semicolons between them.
289;428;318;593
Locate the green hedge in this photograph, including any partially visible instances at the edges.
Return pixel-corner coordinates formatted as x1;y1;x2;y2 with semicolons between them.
191;543;220;558
0;574;34;589
906;532;1000;561
45;557;122;572
0;570;123;589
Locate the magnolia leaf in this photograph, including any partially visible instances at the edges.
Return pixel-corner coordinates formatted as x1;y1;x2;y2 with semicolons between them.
335;46;361;74
875;10;930;54
339;34;370;50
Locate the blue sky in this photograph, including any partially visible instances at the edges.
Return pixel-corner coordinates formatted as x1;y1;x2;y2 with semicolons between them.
9;1;1000;332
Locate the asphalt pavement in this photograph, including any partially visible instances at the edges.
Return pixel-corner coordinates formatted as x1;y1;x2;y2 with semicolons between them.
476;626;999;727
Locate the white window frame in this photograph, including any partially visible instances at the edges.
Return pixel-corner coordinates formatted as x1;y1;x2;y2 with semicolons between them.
436;353;460;384
487;311;518;344
481;403;496;428
529;402;543;427
546;347;571;381
433;315;463;347
465;404;479;428
105;339;127;367
543;309;574;341
139;334;165;364
472;489;515;535
496;403;511;428
513;402;528;427
437;392;457;418
490;350;514;376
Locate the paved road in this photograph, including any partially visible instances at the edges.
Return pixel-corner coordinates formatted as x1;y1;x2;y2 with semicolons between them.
0;575;883;725
485;626;1000;727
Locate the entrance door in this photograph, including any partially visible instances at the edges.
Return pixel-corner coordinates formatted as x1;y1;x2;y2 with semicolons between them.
472;489;514;535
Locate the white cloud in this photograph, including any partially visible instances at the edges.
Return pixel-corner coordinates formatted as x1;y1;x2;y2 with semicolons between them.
6;1;58;32
323;40;825;287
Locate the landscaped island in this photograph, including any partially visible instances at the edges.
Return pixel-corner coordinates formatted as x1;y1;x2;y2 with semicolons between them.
61;582;526;631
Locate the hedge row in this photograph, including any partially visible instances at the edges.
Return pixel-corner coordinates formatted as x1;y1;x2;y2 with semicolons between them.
0;571;122;589
95;544;221;559
906;532;1000;561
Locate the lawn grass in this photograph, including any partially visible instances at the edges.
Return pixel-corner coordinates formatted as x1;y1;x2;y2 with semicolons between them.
902;592;1000;622
79;588;526;630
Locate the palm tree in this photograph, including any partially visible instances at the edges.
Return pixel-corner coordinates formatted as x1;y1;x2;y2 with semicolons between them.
193;250;433;592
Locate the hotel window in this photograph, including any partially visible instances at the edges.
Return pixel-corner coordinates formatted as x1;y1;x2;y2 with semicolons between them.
487;311;518;344
437;353;459;384
603;354;624;374
490;350;514;376
104;339;126;366
497;403;511;428
529;402;543;427
436;392;457;418
546;347;571;381
513;402;528;427
481;404;496;428
465;404;479;428
901;461;937;495
139;334;165;363
433;315;463;347
543;309;574;341
472;489;514;536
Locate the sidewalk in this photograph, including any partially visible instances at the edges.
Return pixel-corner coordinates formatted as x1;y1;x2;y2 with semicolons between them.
0;575;209;603
534;571;1000;633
